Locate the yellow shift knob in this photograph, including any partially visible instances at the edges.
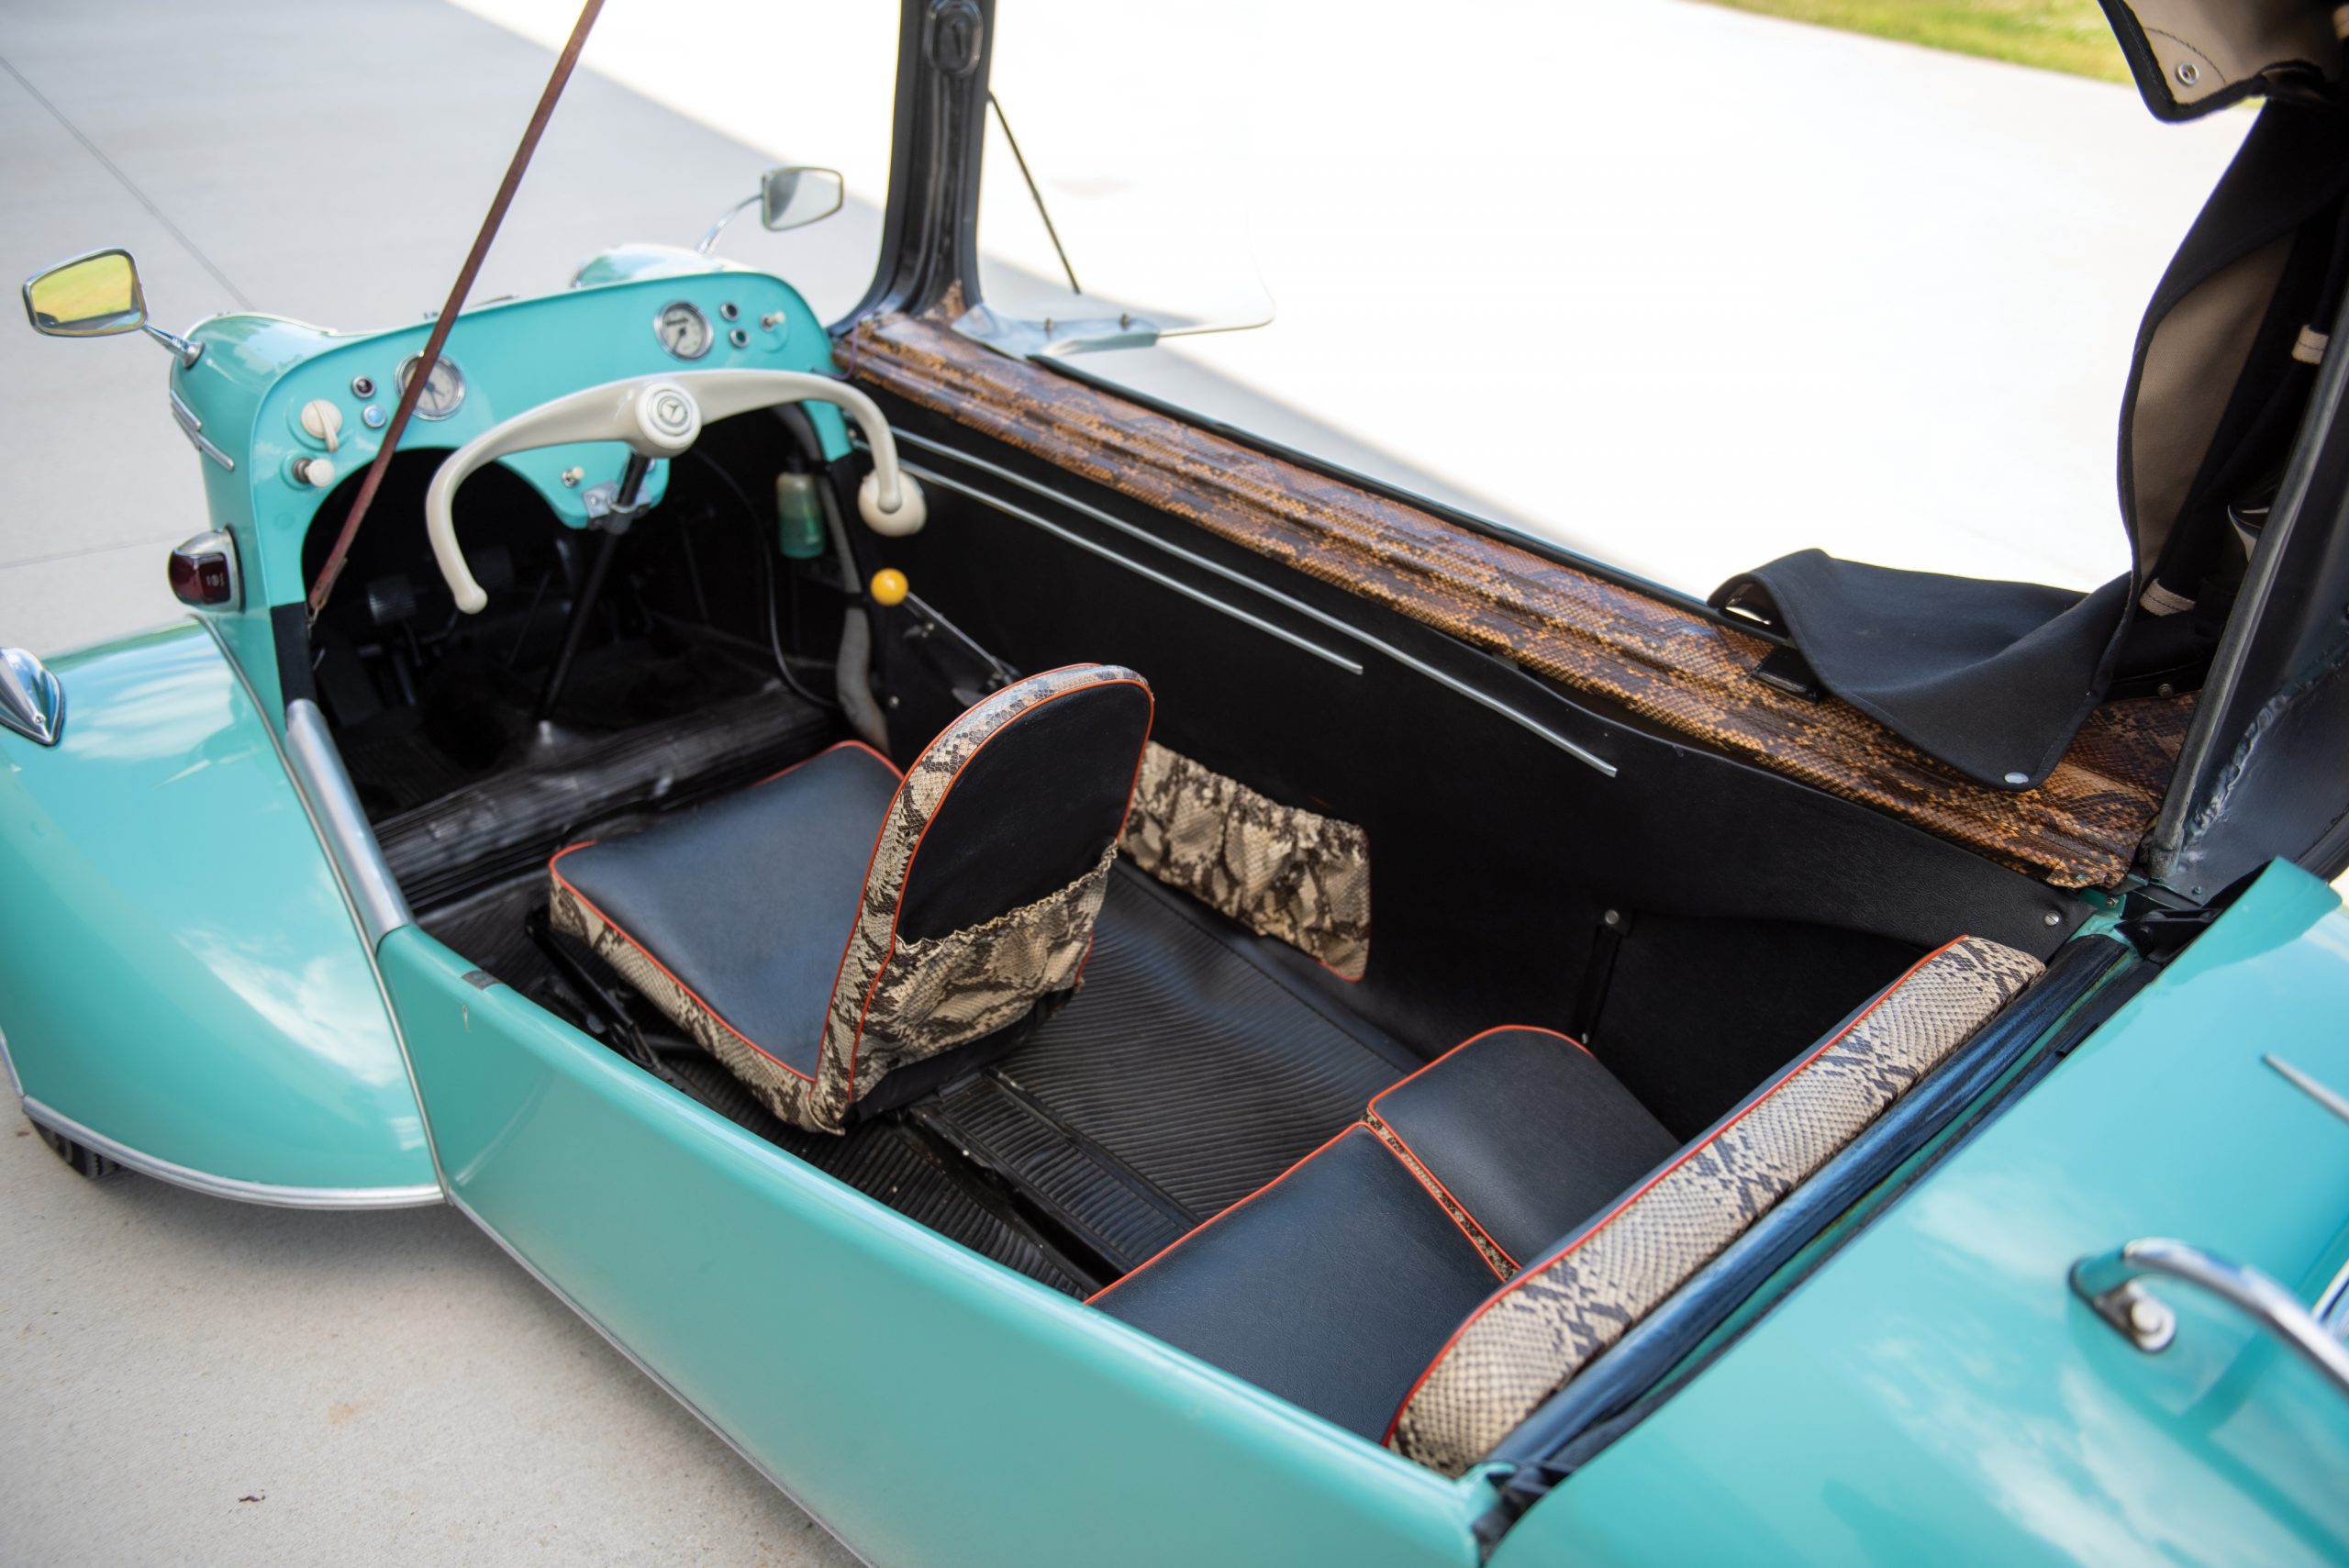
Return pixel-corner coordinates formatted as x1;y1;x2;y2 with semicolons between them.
868;568;910;607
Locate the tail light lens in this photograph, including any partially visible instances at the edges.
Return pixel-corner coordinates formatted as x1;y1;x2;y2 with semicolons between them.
169;529;239;608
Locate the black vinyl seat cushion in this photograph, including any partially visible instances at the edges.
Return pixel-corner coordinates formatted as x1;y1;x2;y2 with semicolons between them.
548;740;903;1080
1087;1125;1505;1440
1367;1027;1677;1271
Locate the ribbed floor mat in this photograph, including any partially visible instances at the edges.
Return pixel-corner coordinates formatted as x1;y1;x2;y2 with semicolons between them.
986;865;1418;1224
662;1056;1087;1296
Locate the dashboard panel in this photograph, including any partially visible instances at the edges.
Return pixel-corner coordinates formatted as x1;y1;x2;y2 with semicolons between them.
173;265;844;613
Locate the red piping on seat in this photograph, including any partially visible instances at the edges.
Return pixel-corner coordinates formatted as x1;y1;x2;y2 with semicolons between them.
540;740;906;1084
1367;1025;1594;1121
826;673;1156;1106
1377;938;1970;1446
1369;1116;1518;1277
1085;1120;1507;1304
547;844;817;1083
753;737;902;788
1085;1125;1360;1307
1361;1025;1595;1273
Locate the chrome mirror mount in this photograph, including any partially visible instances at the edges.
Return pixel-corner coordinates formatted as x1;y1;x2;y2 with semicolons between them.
20;248;199;367
695;167;846;257
0;648;66;748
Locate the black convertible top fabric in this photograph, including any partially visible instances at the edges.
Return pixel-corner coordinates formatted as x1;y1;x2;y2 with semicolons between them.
1711;556;2132;789
1709;99;2349;793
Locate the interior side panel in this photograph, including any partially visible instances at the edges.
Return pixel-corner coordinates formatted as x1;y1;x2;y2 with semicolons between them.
855;417;2084;1068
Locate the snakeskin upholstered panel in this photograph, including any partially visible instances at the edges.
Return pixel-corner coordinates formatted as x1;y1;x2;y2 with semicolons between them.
1384;935;2045;1473
836;306;2189;889
1119;741;1373;979
813;663;1152;1131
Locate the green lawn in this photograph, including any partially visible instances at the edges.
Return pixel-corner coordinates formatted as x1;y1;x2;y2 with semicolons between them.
1692;0;2131;83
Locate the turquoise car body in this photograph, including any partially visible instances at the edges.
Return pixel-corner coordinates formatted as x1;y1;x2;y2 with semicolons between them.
7;6;2349;1558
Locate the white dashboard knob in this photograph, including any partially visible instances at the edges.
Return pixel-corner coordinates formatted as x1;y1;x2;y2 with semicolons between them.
629;381;702;455
298;398;343;452
859;471;927;537
290;454;336;488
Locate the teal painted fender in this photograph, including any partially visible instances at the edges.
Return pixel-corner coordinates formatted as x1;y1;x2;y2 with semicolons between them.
0;623;436;1204
1499;860;2349;1566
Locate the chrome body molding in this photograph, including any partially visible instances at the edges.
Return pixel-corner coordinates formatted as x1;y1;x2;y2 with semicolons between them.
17;1095;442;1209
889;431;1620;778
284;697;415;945
0;645;65;746
168;384;235;470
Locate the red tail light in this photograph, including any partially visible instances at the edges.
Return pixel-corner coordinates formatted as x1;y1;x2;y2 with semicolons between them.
169;529;239;608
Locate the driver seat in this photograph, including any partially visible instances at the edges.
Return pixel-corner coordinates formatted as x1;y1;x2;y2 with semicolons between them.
548;663;1153;1132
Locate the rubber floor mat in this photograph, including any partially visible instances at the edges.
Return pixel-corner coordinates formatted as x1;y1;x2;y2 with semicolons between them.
662;1055;1088;1296
993;863;1419;1222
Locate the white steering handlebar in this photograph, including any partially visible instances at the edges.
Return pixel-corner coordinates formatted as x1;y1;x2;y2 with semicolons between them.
423;368;928;613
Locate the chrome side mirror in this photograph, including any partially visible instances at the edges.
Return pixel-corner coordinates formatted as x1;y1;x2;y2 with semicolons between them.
696;168;847;257
21;248;200;366
24;248;145;337
760;167;844;232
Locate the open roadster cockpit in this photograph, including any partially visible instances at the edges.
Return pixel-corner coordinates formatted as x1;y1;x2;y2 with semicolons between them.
12;1;2349;1561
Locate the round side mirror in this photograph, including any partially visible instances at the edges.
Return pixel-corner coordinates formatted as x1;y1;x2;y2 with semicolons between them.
23;249;147;338
760;168;846;233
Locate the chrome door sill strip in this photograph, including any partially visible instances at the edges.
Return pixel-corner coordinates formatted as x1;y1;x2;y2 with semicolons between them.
18;1095;443;1210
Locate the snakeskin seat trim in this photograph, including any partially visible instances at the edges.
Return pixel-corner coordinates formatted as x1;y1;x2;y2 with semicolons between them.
1386;934;2045;1473
856;842;1118;1069
1119;741;1372;979
811;664;1151;1131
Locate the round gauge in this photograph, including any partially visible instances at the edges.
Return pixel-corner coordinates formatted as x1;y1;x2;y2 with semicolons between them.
655;300;713;361
395;354;466;420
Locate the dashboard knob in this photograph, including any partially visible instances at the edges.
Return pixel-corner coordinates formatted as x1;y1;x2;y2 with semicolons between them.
858;471;927;537
868;568;909;607
629;380;702;455
297;398;343;452
289;454;336;488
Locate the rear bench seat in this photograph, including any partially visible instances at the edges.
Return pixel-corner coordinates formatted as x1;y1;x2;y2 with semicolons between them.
1090;935;2043;1473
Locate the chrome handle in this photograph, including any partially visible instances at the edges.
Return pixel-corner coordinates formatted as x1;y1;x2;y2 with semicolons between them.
2071;1238;2349;1399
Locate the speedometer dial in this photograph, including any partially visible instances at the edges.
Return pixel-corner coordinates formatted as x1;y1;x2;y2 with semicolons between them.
655;300;713;361
396;354;466;420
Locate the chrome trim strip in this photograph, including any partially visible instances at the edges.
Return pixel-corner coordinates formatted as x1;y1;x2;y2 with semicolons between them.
2072;1238;2349;1396
168;385;234;471
18;1096;442;1209
284;698;414;944
897;460;1362;674
0;1022;26;1101
445;1191;875;1567
888;431;1618;778
203;619;450;1198
2266;1052;2349;1129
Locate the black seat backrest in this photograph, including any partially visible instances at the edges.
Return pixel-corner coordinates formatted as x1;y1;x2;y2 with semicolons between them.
800;662;1153;1128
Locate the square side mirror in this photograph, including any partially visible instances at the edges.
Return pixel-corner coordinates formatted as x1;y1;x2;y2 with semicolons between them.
23;249;147;338
760;168;845;233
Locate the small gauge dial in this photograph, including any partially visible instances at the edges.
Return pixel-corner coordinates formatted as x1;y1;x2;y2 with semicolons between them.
395;354;467;420
655;300;714;361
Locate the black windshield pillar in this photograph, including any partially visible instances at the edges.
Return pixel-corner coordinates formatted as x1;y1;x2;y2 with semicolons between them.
848;0;995;324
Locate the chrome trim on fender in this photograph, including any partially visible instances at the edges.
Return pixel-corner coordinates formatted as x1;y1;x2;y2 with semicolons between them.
169;385;235;471
0;645;65;746
284;697;414;945
203;620;449;1199
446;1192;875;1566
17;1096;442;1209
2072;1237;2349;1399
887;431;1618;778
